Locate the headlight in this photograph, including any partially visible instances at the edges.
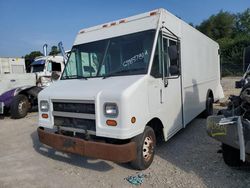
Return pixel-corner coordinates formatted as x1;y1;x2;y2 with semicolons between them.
104;103;118;117
40;100;49;112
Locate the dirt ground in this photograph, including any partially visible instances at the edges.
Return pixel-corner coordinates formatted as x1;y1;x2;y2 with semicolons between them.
0;77;250;188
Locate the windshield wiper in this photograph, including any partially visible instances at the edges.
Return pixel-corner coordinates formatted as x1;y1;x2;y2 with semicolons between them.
96;40;110;76
103;68;145;79
61;75;87;80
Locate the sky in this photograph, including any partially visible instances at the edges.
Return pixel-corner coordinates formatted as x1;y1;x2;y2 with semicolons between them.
0;0;249;57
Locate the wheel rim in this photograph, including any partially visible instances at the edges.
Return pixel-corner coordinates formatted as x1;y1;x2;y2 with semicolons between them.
18;99;27;114
143;136;154;162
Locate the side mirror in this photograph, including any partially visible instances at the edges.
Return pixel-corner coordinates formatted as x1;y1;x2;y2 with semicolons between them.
243;46;250;72
168;45;178;61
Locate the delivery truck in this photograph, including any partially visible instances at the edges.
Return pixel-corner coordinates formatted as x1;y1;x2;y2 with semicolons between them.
37;8;224;170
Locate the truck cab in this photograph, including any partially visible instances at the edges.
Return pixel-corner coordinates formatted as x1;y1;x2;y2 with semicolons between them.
31;56;65;87
37;9;223;170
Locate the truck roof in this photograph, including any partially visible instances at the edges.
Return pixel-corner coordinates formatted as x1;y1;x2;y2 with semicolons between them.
33;56;64;64
74;9;163;45
74;8;218;47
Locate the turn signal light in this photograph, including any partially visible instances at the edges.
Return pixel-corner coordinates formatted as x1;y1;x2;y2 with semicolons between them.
42;114;48;119
106;119;117;126
131;117;136;124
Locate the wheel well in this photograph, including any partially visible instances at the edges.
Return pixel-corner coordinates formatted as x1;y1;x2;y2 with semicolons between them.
146;118;164;142
207;89;214;103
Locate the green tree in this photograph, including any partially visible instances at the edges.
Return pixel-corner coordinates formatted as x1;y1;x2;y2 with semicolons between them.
236;8;250;35
197;11;236;40
196;9;250;76
49;45;60;55
24;51;43;72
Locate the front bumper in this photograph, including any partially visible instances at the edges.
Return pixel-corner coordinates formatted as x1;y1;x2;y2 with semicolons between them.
37;127;137;163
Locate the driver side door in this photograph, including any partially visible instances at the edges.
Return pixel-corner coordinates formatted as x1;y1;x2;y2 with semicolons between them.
161;34;183;139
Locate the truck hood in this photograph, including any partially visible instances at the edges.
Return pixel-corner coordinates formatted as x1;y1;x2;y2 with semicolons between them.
39;75;146;100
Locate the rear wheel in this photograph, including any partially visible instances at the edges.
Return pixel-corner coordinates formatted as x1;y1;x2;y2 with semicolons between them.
222;144;242;167
202;96;213;118
130;126;156;170
10;94;30;119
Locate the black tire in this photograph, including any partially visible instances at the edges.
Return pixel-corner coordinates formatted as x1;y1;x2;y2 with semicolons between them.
202;97;213;118
10;94;30;119
130;126;156;170
222;144;242;167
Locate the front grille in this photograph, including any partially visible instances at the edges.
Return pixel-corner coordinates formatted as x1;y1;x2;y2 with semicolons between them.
52;100;96;133
54;116;96;132
53;102;95;114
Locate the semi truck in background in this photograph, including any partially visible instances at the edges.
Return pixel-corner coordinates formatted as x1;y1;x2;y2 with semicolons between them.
0;44;66;119
37;8;224;170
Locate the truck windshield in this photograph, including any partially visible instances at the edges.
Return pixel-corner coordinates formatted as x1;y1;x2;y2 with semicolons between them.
31;64;45;72
31;59;45;73
61;30;155;79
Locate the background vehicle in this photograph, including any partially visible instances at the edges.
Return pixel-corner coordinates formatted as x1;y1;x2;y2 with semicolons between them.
37;8;224;170
0;57;26;74
235;46;250;88
207;46;250;167
0;44;66;118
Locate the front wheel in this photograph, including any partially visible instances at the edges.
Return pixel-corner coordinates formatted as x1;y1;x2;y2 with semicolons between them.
130;126;156;170
10;94;30;119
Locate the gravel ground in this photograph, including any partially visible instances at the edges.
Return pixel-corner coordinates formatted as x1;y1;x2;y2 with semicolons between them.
0;77;250;188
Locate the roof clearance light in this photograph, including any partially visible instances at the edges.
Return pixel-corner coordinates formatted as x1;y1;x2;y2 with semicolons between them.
103;24;108;28
79;30;85;34
110;22;116;26
150;11;157;16
119;20;126;24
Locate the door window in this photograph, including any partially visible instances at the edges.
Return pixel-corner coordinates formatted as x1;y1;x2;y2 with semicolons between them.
163;38;180;77
150;34;163;78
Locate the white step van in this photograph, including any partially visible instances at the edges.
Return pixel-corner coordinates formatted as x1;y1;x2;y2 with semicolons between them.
37;8;224;170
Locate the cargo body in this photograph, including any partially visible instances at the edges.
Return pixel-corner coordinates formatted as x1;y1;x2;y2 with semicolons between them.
0;57;26;74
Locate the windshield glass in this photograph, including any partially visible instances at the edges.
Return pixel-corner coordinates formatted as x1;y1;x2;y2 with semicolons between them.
61;30;155;79
31;64;45;72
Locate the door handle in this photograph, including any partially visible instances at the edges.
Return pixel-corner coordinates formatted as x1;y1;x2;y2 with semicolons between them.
10;79;16;82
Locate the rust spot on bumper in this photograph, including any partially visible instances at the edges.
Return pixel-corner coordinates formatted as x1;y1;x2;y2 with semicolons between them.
37;127;136;163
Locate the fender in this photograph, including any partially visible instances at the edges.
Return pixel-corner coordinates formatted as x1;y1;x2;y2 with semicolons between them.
0;86;43;108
